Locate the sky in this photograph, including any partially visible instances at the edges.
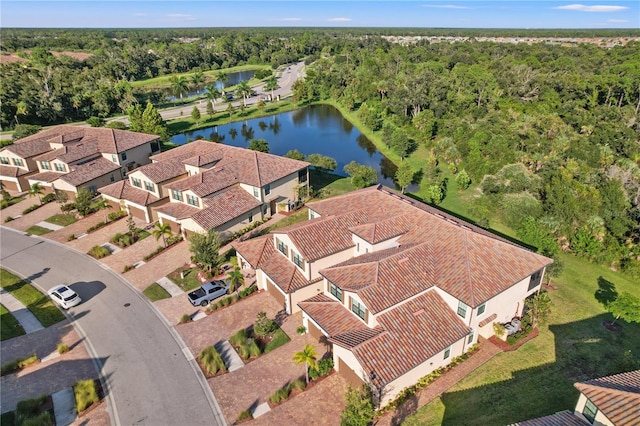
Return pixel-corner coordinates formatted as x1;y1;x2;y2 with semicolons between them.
1;1;638;29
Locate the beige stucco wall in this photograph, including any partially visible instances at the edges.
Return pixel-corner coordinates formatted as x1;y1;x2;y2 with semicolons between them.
574;394;613;426
309;248;353;280
240;183;262;202
0;150;33;173
184;164;200;176
290;282;323;314
353;234;401;257
128;170;161;198
121;142;155;168
333;345;367;381
157;175;187;198
266;170;306;203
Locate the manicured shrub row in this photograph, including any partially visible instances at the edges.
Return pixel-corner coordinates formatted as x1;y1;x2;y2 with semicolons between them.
0;354;39;376
88;245;110;259
57;343;70;354
309;357;334;381
269;379;306;405
15;395;53;426
22;204;41;215
107;210;127;221
236;409;253;423
86;221;107;233
228;312;291;361
142;236;183;261
4;216;14;223
205;286;259;314
197;346;227;376
41;193;56;203
179;314;192;324
223;217;270;244
60;203;76;213
73;379;99;412
380;344;480;414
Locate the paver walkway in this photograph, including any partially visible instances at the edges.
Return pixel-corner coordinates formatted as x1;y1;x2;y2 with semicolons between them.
0;288;44;333
2;202;59;232
375;338;503;426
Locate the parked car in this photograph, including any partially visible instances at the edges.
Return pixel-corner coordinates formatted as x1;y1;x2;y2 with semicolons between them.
48;285;81;309
187;280;230;307
225;93;234;101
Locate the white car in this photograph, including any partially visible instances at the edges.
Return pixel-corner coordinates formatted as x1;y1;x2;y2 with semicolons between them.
48;285;81;309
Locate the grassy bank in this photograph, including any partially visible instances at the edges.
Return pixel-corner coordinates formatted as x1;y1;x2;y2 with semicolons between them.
130;64;272;89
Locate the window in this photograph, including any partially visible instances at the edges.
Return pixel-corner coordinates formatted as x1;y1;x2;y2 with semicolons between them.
110;174;115;182
172;190;181;201
144;181;154;192
298;169;307;183
264;184;271;195
248;211;253;223
477;303;486;316
309;211;316;219
467;331;474;345
329;282;343;302
88;185;97;193
528;269;543;291
121;152;127;161
263;205;268;215
277;238;288;256
54;163;65;172
12;158;24;167
253;187;259;197
457;301;468;318
351;299;367;321
444;346;451;359
41;161;51;170
583;399;597;424
112;154;117;163
131;177;141;188
186;194;198;207
292;251;303;269
356;242;360;252
0;157;9;165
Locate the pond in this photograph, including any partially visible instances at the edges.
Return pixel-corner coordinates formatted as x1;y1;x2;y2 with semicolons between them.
171;104;416;191
166;70;255;101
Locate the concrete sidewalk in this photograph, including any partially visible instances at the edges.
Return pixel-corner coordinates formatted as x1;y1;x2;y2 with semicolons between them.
156;276;184;297
0;288;44;333
52;388;76;426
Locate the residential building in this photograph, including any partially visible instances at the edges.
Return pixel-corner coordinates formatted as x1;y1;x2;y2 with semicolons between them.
100;140;309;238
513;369;640;426
0;125;160;197
234;185;552;406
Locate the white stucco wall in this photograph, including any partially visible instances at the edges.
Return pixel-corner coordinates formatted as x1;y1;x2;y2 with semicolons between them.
309;248;354;279
1;150;32;173
574;394;614;426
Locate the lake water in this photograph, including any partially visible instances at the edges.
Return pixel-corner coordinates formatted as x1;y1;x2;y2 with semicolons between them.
171;104;415;191
166;70;255;101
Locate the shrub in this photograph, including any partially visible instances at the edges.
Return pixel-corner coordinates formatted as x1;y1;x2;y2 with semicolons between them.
179;314;192;324
123;264;134;273
67;234;76;241
4;216;14;223
74;379;99;412
143;246;166;261
16;395;53;426
107;210;127;221
247;339;261;357
239;285;258;298
110;233;124;244
230;329;248;347
297;325;307;335
237;344;251;360
269;387;291;404
236;410;252;422
22;204;41;215
198;346;227;375
254;312;277;337
86;221;106;233
60;203;76;212
21;411;54;426
1;354;39;376
41;193;55;203
166;234;183;246
221;297;231;306
88;245;110;259
493;322;507;339
57;343;70;354
309;357;334;381
290;379;306;391
205;304;218;313
0;200;8;209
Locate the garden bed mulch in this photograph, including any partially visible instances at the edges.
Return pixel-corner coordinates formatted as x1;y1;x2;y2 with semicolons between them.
489;327;539;351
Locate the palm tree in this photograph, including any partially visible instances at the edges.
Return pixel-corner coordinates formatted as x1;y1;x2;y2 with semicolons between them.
170;76;189;103
28;183;44;205
204;83;221;111
190;71;204;91
292;344;318;384
152;222;172;248
264;75;279;101
217;71;228;90
95;197;113;222
235;80;252;107
227;267;244;294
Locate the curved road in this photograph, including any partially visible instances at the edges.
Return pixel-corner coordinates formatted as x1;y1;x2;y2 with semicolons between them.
0;227;225;426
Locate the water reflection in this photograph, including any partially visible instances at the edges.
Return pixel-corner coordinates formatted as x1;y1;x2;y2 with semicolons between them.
165;70;255;101
171;104;418;191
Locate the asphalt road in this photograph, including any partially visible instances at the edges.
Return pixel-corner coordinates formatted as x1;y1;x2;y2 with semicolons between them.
0;227;226;426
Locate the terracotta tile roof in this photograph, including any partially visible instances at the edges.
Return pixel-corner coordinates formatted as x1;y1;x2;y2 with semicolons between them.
181;150;224;167
33;148;65;162
478;313;497;327
0;165;29;177
166;166;238;197
154;201;201;220
510;410;588;426
233;235;270;268
275;211;369;261
192;186;262;230
150;140;308;187
299;294;374;337
2;138;52;158
59;157;120;187
99;180;160;206
259;239;311;293
55;140;100;163
574;370;640;426
352;290;470;385
28;171;62;183
349;214;417;244
135;158;187;184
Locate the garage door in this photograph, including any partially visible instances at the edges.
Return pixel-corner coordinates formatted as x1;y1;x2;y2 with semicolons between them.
128;205;147;222
1;180;19;192
308;320;325;342
338;358;364;387
266;279;286;307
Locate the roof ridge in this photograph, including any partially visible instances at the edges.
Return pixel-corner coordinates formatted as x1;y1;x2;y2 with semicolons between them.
463;230;475;306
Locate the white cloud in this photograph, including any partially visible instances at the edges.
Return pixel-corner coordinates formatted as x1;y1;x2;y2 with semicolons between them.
607;18;629;22
422;4;470;9
328;17;352;22
553;4;628;12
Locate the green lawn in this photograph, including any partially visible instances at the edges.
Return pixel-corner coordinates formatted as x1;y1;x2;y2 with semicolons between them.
0;304;26;341
0;269;66;327
45;214;77;226
143;283;172;302
404;252;640;425
25;225;52;236
167;267;203;292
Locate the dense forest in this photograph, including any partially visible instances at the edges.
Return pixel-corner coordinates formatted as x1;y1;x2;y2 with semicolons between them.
1;28;639;277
